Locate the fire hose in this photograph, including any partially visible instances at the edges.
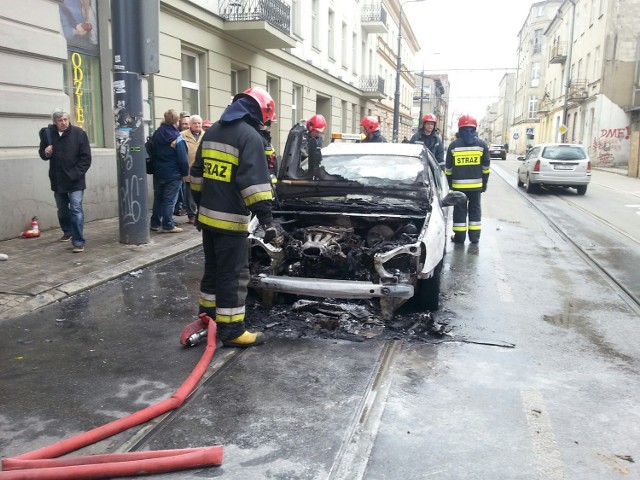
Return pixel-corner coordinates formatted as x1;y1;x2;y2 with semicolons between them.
0;314;220;480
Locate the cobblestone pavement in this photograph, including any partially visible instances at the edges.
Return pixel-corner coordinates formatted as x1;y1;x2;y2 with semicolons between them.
0;216;201;322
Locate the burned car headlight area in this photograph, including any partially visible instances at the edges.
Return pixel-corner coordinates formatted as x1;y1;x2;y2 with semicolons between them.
249;135;453;320
249;212;429;319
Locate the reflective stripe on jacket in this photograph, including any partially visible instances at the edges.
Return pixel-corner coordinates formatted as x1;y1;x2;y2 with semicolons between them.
445;140;490;191
190;119;273;234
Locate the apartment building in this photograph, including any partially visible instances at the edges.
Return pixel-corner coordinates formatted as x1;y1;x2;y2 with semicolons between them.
495;72;516;146
0;0;421;241
412;73;449;141
511;0;562;154
539;0;640;172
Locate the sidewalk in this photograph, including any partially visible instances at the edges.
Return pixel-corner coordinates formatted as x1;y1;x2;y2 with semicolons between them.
0;217;202;322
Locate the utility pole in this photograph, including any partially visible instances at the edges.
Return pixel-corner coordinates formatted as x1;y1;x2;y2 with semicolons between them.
561;0;577;143
112;0;159;244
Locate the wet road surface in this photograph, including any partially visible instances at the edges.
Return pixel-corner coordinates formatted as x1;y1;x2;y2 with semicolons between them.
1;164;639;479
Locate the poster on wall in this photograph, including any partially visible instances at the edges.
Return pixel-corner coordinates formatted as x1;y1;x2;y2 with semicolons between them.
59;0;99;56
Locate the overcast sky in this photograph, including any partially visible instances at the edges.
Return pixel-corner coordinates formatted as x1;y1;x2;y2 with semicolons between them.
407;0;538;127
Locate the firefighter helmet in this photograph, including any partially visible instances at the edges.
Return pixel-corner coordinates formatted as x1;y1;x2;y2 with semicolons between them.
307;114;327;134
458;114;477;129
360;116;380;134
233;87;276;125
422;113;437;124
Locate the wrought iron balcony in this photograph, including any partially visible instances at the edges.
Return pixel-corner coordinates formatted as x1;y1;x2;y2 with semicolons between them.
218;0;295;49
361;2;388;34
537;98;552;114
549;42;567;64
359;75;385;99
568;80;588;101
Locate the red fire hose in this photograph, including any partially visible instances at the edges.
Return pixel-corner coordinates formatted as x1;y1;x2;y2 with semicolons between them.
0;315;220;479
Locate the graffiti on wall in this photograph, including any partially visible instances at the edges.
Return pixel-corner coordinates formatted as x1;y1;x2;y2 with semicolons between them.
592;126;630;166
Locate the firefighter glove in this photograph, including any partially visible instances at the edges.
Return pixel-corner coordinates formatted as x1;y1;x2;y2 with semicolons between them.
482;183;487;193
263;223;284;247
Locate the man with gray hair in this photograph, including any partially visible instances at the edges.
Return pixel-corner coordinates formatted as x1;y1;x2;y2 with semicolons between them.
38;109;92;253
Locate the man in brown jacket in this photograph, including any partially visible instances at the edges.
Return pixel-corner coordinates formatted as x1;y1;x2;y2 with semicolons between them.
180;114;203;224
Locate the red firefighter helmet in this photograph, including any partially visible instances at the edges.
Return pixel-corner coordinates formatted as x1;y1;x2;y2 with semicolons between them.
233;86;276;125
307;114;327;134
458;114;477;129
422;113;438;124
360;115;380;134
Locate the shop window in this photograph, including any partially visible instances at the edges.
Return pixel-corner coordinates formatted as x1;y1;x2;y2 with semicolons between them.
59;0;103;146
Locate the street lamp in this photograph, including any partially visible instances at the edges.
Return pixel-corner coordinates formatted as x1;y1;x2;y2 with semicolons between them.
392;0;425;143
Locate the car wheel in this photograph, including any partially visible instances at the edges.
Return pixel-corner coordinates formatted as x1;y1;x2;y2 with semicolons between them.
525;175;539;194
576;185;587;195
416;263;441;311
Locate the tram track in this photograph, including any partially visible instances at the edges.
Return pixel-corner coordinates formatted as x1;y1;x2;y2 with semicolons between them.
492;162;640;315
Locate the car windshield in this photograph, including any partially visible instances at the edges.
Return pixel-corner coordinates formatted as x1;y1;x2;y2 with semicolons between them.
542;146;586;160
320;154;425;187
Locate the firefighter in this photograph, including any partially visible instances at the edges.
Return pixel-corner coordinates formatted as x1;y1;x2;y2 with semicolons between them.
305;114;327;178
190;86;282;347
259;111;278;178
445;114;490;244
410;113;444;166
360;116;387;143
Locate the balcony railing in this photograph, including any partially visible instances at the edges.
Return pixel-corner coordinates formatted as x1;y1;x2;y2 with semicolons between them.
218;0;290;36
361;2;388;34
549;42;567;64
359;75;385;98
537;98;552;114
568;80;588;100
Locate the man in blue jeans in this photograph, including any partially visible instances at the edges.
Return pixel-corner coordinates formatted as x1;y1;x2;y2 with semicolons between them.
150;109;189;233
38;109;92;253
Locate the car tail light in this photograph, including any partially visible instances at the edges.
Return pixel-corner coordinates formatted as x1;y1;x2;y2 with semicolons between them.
587;161;591;173
533;160;541;172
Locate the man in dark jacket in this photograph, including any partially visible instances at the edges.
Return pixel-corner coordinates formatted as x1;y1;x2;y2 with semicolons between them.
445;114;490;244
38;109;91;253
149;109;189;233
190;87;279;348
410;113;444;166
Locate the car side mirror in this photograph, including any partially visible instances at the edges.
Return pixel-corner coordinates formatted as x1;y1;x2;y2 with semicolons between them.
442;191;467;207
517;156;525;161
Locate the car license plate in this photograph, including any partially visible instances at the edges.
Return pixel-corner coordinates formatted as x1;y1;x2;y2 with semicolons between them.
554;164;574;170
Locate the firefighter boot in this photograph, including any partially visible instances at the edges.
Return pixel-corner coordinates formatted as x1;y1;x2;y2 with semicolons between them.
222;330;266;348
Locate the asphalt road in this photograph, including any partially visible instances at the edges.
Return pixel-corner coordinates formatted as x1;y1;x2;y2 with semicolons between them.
1;160;639;479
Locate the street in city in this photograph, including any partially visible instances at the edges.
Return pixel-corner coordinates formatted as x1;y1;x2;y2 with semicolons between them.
1;158;639;479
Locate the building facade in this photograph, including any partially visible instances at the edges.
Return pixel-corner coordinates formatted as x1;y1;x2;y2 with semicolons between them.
0;0;422;241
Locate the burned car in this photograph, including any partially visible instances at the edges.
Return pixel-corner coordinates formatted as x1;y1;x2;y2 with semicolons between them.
248;124;465;320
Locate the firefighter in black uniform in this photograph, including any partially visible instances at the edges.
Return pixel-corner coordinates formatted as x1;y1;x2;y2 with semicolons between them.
305;113;327;178
190;87;281;347
259;111;278;179
360;116;387;143
410;113;444;167
445;114;490;244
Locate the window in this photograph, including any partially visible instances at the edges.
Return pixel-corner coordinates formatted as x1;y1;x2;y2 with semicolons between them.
594;46;601;79
342;22;348;68
328;10;335;60
292;85;303;126
528;96;538;119
59;0;103;146
533;29;543;54
586;53;591;83
181;51;200;114
312;0;319;49
590;0;596;24
291;0;301;37
352;33;358;74
599;0;606;16
531;62;540;87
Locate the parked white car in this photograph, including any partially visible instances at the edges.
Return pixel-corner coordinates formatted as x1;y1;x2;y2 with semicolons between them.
517;143;591;195
247;124;465;320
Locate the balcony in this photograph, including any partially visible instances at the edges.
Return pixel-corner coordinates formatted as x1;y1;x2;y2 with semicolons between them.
218;0;296;49
361;2;388;34
549;42;567;64
359;76;385;100
537;98;552;114
568;80;588;101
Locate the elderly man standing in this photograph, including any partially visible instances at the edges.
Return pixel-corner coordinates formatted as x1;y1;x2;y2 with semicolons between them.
180;114;203;224
38;108;92;253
